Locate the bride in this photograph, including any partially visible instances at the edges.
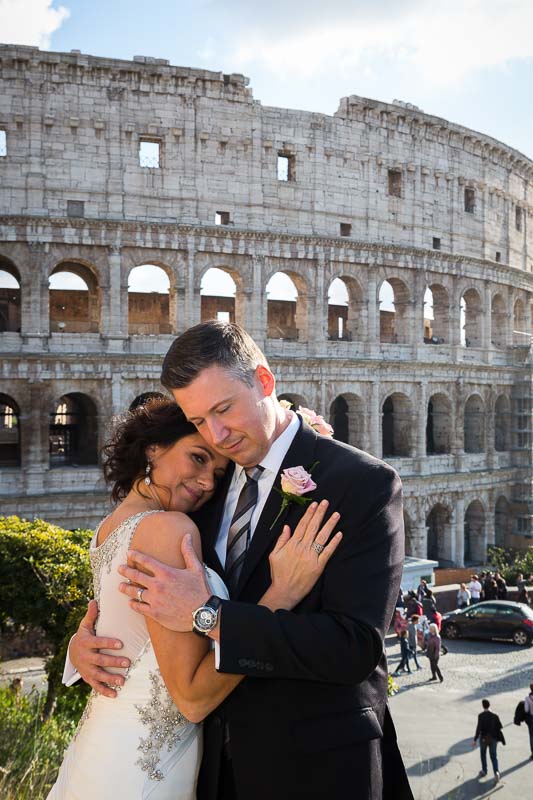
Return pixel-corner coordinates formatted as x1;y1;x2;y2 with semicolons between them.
48;397;340;800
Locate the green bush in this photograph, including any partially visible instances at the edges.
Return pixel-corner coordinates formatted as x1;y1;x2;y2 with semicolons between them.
0;685;80;799
487;544;533;585
0;516;93;717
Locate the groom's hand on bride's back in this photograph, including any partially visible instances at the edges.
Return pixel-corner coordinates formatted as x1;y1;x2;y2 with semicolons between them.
70;599;131;698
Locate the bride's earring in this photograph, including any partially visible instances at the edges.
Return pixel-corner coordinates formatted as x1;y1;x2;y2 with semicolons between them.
144;462;152;486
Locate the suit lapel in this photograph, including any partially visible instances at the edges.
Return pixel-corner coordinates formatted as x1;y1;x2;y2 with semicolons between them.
192;462;235;576
236;422;318;597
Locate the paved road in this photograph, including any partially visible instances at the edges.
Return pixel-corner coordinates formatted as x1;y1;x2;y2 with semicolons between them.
387;634;533;800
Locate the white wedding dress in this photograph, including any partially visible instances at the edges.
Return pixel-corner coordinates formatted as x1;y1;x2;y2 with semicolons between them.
48;510;227;800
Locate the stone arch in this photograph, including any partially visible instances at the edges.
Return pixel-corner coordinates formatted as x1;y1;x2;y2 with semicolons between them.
329;393;364;447
266;270;308;342
0;256;21;333
424;283;448;343
327;275;365;341
513;298;526;345
49;260;101;334
426;392;452;454
491;293;507;348
379;277;410;344
129;391;165;411
404;510;415;557
0;393;21;466
49;392;99;467
200;266;241;326
494;495;512;548
464;394;485;453
494;394;511;452
464;499;486;563
426;503;452;564
382;392;412;457
461;287;482;348
127;263;173;335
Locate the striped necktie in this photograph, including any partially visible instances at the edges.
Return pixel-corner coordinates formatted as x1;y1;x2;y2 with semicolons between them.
225;465;264;597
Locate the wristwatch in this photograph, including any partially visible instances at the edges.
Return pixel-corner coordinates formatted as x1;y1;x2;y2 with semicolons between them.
191;595;223;637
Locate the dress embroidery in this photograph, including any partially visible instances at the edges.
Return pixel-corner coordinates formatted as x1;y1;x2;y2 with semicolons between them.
135;671;189;781
90;510;161;602
72;690;96;743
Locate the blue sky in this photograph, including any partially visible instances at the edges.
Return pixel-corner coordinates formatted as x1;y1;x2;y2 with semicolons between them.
2;0;533;159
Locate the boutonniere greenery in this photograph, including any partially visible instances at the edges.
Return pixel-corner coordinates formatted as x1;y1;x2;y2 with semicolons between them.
270;462;319;530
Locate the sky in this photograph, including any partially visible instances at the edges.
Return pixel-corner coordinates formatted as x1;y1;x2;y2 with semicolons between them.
1;0;533;159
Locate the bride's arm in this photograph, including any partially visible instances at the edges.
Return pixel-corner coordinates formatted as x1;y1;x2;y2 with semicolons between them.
132;503;341;722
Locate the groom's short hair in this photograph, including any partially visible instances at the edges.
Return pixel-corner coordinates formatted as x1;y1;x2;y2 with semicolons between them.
161;320;268;389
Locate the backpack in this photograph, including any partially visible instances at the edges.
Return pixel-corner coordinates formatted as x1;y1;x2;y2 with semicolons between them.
514;701;527;726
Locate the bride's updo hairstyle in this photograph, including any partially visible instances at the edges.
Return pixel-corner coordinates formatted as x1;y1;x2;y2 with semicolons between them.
102;397;197;502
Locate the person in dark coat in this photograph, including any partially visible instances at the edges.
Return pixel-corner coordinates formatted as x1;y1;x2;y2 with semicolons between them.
472;699;503;783
426;624;443;683
495;572;507;600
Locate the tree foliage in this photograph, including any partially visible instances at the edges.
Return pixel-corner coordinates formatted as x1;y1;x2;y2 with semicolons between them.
487;544;533;584
0;516;93;716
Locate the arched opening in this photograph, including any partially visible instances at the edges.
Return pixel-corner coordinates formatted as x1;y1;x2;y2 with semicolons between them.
426;504;451;564
464;395;485;453
491;293;507;348
382;393;412;457
330;394;363;447
379;278;409;344
426;393;452;454
129;392;165;411
266;272;307;341
200;267;237;324
128;264;171;335
49;393;98;467
0;394;20;466
49;264;99;333
327;278;349;340
0;263;21;333
464;500;485;564
494;395;511;452
513;298;526;345
423;284;448;344
277;393;309;411
494;496;512;548
461;288;482;348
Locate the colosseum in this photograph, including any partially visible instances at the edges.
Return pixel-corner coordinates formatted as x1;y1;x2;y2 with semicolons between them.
1;43;532;567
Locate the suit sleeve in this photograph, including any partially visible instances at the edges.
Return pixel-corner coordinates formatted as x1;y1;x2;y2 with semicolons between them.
217;465;404;685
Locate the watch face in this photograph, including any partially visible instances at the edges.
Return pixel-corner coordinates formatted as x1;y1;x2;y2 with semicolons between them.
194;606;216;632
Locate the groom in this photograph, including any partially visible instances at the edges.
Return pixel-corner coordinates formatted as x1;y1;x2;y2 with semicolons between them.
70;321;412;800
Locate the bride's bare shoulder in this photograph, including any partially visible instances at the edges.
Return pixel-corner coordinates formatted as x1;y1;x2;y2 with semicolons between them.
131;511;201;568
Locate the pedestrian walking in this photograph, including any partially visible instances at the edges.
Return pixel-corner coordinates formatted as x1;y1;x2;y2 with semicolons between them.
468;574;482;604
457;582;471;609
426;623;443;683
522;683;533;761
495;572;507;600
472;699;504;784
407;615;423;670
393;630;414;675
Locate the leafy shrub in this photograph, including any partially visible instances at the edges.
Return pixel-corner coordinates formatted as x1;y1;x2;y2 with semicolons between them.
0;516;93;717
0;685;81;799
487;545;533;585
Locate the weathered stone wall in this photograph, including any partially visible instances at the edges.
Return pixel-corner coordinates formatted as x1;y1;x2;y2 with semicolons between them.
0;45;532;565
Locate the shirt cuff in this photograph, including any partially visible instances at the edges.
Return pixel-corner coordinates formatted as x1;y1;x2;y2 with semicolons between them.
62;636;81;686
214;640;221;670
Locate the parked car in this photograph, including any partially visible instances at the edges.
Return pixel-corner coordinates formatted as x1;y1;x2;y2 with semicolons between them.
441;600;533;646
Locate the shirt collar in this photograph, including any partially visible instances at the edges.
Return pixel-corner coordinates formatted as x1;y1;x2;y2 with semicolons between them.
233;411;300;483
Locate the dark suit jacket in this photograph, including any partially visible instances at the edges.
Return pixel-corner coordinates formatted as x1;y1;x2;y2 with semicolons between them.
193;419;413;800
475;710;504;743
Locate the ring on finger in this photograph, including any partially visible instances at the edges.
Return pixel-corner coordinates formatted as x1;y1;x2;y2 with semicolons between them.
137;587;146;603
312;542;325;555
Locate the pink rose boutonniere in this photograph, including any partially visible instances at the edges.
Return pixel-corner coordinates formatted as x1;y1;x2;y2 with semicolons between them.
270;464;318;529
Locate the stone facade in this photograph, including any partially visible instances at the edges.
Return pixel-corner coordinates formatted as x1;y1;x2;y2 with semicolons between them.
0;44;532;564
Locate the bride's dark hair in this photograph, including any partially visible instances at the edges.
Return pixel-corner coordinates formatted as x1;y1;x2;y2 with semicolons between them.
102;397;197;502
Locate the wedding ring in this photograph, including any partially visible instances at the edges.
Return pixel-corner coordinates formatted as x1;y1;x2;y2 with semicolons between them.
137;587;145;603
312;542;325;555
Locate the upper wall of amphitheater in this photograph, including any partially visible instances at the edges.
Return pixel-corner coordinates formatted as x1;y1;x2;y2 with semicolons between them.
1;44;533;274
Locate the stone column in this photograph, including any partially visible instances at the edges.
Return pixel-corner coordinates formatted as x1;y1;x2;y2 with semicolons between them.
412;515;428;559
369;380;381;457
312;254;327;357
246;256;266;347
367;275;378;349
415;381;428;468
454;496;465;567
184;239;201;329
103;247;127;351
483;281;492;352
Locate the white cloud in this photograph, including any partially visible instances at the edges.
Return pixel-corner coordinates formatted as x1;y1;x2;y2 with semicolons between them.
225;0;533;88
0;0;69;49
